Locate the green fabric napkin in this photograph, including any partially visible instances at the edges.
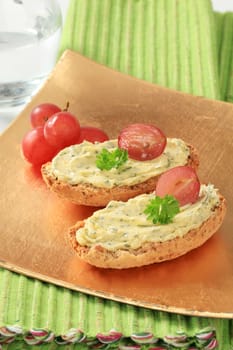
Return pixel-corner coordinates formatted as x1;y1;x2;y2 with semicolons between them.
1;1;233;349
0;268;232;349
216;11;233;102
59;0;221;100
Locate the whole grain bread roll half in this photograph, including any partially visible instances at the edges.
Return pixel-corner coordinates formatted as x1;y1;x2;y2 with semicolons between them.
68;189;226;269
41;141;199;207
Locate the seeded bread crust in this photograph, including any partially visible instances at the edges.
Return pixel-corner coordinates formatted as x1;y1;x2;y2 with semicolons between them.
68;194;226;269
41;144;199;207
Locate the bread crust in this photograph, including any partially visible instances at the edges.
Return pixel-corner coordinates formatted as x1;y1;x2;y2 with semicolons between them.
41;144;199;207
68;194;226;269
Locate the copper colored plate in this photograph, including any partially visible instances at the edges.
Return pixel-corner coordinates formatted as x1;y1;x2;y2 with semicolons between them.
0;50;232;318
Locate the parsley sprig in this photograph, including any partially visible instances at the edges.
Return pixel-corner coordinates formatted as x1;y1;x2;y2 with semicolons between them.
96;148;128;170
144;195;180;224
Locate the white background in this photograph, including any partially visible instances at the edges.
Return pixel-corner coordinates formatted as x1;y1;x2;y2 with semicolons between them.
211;0;233;11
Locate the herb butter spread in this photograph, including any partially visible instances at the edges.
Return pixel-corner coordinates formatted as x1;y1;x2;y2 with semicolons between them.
76;184;220;251
51;138;189;188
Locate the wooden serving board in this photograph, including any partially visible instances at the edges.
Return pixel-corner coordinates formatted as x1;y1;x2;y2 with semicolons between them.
0;50;232;318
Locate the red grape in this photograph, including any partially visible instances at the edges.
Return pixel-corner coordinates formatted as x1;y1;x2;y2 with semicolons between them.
44;111;81;149
78;126;109;143
21;127;58;166
156;166;200;206
30;103;61;127
118;123;167;161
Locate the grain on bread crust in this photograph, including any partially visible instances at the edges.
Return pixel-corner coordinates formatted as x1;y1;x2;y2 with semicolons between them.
41;144;199;207
68;194;226;269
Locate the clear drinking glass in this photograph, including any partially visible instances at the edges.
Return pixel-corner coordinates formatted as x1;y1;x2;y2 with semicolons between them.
0;0;62;110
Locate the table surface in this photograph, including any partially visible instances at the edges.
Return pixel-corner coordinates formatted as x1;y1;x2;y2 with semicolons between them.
0;0;232;134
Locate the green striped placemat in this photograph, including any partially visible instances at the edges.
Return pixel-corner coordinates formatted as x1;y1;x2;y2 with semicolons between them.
58;0;220;100
216;12;233;102
0;268;232;349
1;0;233;349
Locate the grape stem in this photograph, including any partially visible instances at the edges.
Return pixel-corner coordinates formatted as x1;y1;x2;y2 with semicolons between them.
63;101;70;112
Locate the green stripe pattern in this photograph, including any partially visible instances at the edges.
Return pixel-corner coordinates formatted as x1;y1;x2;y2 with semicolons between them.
58;0;220;100
217;12;233;102
0;268;232;349
1;0;233;349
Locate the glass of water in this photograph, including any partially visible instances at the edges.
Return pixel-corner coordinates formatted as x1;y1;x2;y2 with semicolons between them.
0;0;62;110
